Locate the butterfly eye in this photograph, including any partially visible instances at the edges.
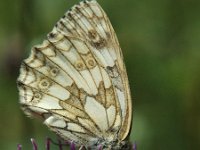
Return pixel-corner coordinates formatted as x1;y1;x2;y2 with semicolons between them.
38;79;51;90
50;67;59;77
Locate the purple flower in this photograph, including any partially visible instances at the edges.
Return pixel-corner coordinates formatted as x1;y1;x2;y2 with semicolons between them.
133;142;137;150
17;138;78;150
17;138;137;150
17;144;22;150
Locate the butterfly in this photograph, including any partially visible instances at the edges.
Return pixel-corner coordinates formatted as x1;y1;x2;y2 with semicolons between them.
17;0;132;149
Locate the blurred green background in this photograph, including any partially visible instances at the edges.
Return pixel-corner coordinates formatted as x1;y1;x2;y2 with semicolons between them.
0;0;200;149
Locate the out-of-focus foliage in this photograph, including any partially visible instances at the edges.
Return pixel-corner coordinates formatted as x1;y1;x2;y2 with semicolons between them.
0;0;199;149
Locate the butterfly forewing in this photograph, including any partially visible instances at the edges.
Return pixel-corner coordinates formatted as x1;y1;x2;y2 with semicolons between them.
17;0;132;148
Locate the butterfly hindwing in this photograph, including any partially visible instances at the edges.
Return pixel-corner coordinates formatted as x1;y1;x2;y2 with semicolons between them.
18;0;132;148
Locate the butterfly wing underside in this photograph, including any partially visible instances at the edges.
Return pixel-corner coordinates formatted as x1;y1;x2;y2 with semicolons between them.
17;0;132;147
